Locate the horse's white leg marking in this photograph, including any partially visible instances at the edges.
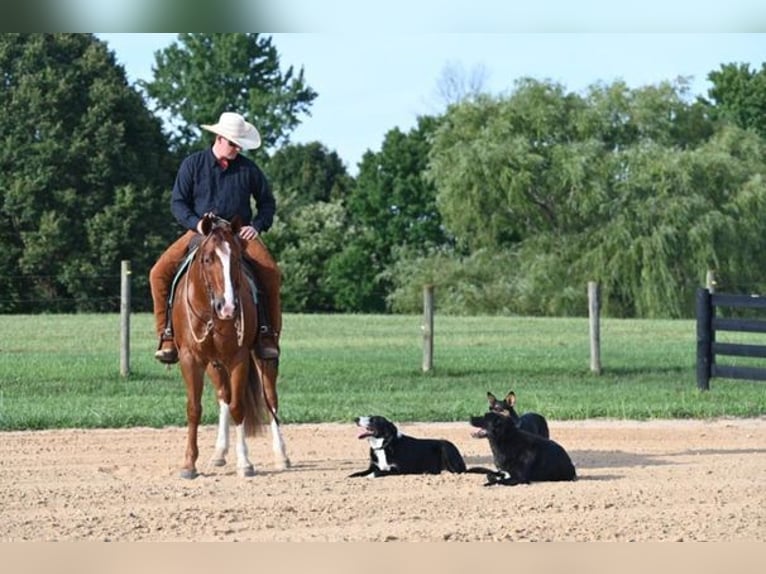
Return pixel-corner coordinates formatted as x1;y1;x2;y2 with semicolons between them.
270;417;290;469
235;421;255;477
210;400;230;466
215;241;236;318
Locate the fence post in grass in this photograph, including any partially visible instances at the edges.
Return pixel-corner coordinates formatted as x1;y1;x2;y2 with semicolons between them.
120;260;131;377
422;284;434;373
696;287;712;391
588;281;601;375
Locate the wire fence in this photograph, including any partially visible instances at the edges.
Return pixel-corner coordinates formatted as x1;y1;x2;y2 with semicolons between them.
0;272;154;313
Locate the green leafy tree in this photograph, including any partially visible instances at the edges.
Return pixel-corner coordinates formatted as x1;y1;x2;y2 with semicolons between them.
342;116;450;311
351;116;447;250
705;62;766;138
275;201;349;312
266;142;355;312
0;33;174;312
267;141;353;215
141;33;317;155
428;82;594;252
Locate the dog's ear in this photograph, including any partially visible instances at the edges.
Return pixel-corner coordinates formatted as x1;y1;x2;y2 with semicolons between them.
487;391;497;406
505;391;517;407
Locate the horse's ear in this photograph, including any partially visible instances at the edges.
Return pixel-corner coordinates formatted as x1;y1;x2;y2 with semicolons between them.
199;215;213;236
230;215;243;234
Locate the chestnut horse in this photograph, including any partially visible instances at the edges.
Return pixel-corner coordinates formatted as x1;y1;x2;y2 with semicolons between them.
171;213;290;479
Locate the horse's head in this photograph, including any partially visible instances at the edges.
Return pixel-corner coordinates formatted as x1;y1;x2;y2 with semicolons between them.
197;214;244;320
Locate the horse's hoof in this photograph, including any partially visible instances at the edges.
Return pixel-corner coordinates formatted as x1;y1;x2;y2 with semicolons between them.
238;465;255;478
210;457;226;467
180;468;198;480
276;458;292;470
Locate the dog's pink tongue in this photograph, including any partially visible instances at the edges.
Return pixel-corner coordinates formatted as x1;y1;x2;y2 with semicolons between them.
357;431;372;439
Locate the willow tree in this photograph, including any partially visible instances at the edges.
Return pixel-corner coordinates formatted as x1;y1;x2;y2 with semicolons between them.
548;126;766;317
425;77;766;318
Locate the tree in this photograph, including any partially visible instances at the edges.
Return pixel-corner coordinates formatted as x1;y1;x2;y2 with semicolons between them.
265;142;355;312
0;34;174;312
433;61;489;107
423;77;766;318
339;116;451;311
267;141;353;213
429;80;595;252
141;33;317;155
275;201;350;312
705;62;766;138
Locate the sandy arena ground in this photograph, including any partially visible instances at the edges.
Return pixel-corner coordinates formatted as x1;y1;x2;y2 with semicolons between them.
1;418;764;541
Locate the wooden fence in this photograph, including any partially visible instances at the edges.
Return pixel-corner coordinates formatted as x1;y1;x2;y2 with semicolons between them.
119;269;605;378
696;287;766;390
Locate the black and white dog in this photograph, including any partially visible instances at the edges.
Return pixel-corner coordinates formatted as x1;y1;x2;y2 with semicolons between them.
469;411;576;486
487;391;550;438
348;415;467;477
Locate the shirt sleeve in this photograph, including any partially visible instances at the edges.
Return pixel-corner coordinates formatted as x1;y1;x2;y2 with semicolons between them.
251;170;276;233
170;156;201;232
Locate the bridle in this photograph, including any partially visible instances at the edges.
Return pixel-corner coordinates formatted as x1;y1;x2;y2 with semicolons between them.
183;219;245;346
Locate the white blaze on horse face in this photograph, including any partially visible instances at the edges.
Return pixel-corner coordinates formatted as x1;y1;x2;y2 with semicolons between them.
215;240;237;319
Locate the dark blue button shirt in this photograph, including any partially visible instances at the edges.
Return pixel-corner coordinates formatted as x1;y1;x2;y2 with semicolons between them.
171;149;276;233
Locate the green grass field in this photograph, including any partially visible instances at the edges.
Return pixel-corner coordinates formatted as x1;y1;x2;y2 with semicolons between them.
0;313;764;430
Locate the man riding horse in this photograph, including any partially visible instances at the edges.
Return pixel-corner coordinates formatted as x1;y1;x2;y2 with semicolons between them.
149;111;281;365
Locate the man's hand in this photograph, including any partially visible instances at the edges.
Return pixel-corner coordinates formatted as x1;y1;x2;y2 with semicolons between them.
239;225;259;241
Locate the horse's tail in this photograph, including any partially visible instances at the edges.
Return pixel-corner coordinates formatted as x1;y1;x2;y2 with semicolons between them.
242;352;268;437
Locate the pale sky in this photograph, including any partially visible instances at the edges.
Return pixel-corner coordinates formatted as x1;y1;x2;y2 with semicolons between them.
98;32;766;174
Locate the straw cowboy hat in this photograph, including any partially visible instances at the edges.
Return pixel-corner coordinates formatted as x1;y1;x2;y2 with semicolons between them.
201;112;261;150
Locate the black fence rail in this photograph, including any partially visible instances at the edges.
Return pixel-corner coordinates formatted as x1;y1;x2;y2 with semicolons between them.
696;288;766;390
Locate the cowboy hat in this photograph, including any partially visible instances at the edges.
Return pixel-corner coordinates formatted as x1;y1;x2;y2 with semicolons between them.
200;112;261;150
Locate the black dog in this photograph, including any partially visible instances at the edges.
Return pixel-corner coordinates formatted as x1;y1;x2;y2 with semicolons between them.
469;411;576;486
487;391;550;438
348;415;467;477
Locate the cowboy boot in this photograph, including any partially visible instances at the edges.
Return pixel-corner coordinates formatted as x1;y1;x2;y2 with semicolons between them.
154;327;179;364
255;326;280;360
255;294;280;359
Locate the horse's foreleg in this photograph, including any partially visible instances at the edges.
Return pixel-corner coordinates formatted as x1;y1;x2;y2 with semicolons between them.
207;366;231;468
180;360;205;479
210;399;230;467
258;358;291;469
